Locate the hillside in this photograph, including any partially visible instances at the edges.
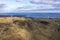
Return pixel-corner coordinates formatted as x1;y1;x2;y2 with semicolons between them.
0;17;60;40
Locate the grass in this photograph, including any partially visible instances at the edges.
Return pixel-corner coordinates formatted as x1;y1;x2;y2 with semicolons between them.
0;17;59;40
56;23;60;40
56;32;60;40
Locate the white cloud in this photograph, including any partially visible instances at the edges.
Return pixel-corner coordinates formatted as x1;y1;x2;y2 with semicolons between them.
0;4;15;13
0;0;60;13
4;7;14;11
0;0;6;4
16;0;24;2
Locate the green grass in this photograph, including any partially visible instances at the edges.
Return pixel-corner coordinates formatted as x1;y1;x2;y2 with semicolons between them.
56;32;60;40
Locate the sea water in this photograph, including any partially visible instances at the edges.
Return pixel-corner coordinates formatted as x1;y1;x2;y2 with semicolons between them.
0;13;60;18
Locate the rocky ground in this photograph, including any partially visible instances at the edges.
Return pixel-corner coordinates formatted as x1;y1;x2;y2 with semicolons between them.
0;17;60;40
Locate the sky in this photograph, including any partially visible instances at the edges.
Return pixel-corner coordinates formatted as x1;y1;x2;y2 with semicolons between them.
0;0;60;13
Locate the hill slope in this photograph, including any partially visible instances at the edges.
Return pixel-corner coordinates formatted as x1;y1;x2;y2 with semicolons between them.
0;17;59;40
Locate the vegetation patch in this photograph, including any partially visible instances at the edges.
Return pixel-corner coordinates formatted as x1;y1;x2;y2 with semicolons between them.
40;21;49;25
56;32;60;40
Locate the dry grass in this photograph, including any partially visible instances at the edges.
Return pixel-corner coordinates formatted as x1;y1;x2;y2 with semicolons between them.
0;17;59;40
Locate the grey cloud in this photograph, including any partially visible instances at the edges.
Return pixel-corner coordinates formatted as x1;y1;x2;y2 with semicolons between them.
52;0;60;2
16;5;53;11
0;4;7;9
16;6;39;11
30;0;60;5
30;0;41;4
53;4;60;7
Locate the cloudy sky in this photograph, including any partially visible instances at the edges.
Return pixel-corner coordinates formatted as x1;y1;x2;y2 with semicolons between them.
0;0;60;13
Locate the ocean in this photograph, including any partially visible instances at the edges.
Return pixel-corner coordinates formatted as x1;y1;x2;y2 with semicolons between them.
0;13;60;18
